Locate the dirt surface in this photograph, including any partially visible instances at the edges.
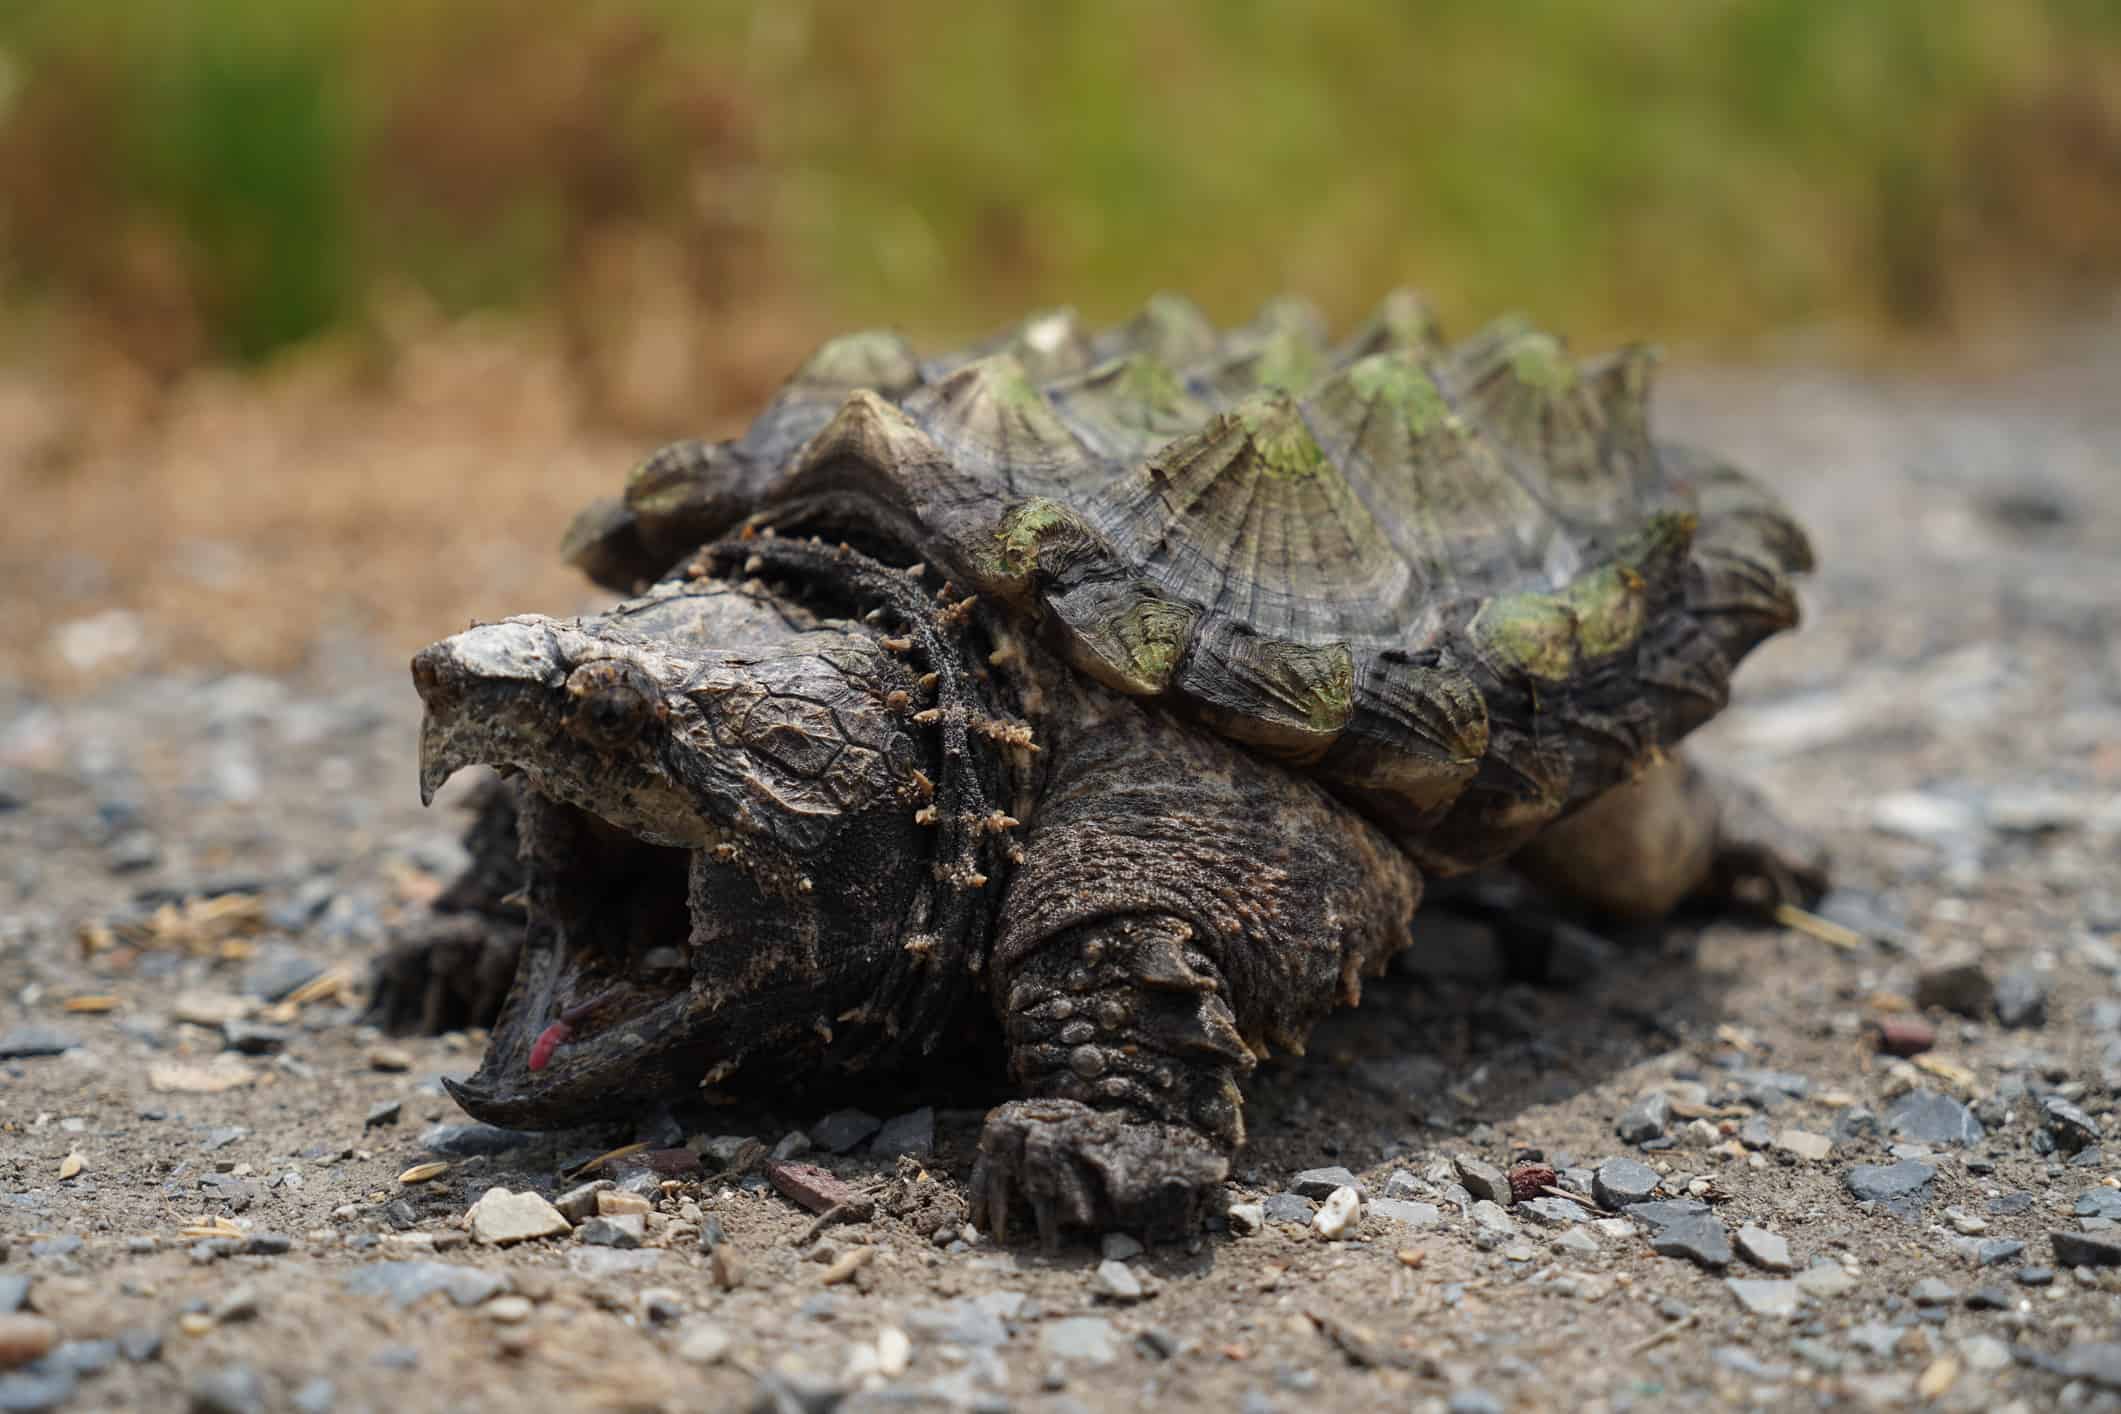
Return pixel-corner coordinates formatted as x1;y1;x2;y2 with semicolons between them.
3;332;2120;1413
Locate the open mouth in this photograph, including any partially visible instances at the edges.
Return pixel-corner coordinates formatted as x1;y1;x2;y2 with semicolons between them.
442;795;714;1125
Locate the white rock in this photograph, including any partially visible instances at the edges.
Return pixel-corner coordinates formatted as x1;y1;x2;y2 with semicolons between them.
1226;1202;1264;1236
468;1187;570;1246
676;1321;732;1365
1312;1186;1361;1239
875;1327;911;1378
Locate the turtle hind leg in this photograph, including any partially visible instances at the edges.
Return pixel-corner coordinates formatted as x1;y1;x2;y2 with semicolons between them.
1512;752;1826;922
367;776;527;1035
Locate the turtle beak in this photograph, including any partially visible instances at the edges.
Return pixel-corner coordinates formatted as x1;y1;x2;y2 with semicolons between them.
411;620;566;805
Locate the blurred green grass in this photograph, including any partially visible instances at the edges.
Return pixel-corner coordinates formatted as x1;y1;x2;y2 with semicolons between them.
1;0;2117;371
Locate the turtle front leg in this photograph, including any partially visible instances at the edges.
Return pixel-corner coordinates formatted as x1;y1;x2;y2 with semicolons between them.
971;699;1419;1245
973;915;1251;1244
1513;752;1826;920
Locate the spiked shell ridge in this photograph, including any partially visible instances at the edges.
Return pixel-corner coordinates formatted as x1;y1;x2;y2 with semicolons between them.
564;291;1812;872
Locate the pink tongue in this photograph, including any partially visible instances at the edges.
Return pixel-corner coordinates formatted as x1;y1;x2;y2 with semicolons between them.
528;1020;573;1072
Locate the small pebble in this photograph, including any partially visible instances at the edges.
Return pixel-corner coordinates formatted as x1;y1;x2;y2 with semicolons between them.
1312;1186;1360;1239
1616;1093;1671;1144
1592;1157;1659;1209
1451;1156;1510;1206
187;1364;266;1414
0;1316;59;1370
1290;1167;1361;1201
1092;1260;1143;1303
1736;1226;1794;1273
1993;970;2048;1028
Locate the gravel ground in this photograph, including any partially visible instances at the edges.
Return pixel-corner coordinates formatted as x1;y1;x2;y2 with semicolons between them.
3;336;2120;1413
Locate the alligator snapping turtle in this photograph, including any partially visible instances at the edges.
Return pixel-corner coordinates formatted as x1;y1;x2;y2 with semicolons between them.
378;291;1824;1240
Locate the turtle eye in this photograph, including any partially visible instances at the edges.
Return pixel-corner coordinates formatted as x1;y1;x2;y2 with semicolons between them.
565;663;655;748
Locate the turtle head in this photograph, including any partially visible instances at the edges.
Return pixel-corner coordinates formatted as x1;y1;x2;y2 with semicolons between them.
409;584;939;1127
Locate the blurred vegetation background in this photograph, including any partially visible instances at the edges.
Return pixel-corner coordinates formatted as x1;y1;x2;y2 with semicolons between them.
2;0;2119;683
3;0;2119;396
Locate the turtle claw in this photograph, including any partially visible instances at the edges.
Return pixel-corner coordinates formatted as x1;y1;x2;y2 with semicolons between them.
969;1098;1229;1247
366;912;522;1035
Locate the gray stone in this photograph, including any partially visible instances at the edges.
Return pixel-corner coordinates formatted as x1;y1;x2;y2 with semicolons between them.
576;1216;642;1249
1290;1167;1361;1201
1517;1197;1583;1227
1847;1323;1902;1358
115;1328;161;1363
809;1109;882;1154
1365;1199;1441;1229
49;1339;114;1377
1738;1115;1773;1150
1713;1347;1792;1380
1616;1093;1671;1144
1725;1279;1801;1317
870;1107;934;1159
1883;1090;1984;1147
2059;1343;2121;1391
1647;1215;1731;1270
1091;1260;1143;1303
1447;1392;1505;1414
1843;1159;1936;1216
1040;1317;1117;1366
1261;1194;1315;1225
1910;1277;1957;1306
240;945;325;1001
1736;1226;1793;1273
219;1021;287;1055
187;1365;266;1414
1380;1170;1423;1200
553;1180;613;1224
1989;1192;2035;1216
2052;1230;2121;1268
1994;970;2049;1028
1977;1238;2026;1266
362;1100;401;1130
341;1261;507;1310
905;1300;1010;1349
2078;1189;2121;1220
1468;1201;1518;1237
242;1232;291;1257
2043;1096;2100;1152
2017;1265;2055;1286
0;1029;77;1060
1452;1155;1510;1206
1965;1286;2010;1310
1593;1157;1659;1209
290;1377;335;1414
1959;1335;2012;1371
0;1278;25;1314
0;1368;76;1414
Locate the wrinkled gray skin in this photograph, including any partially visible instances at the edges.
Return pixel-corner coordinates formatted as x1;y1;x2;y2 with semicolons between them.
379;547;1821;1244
